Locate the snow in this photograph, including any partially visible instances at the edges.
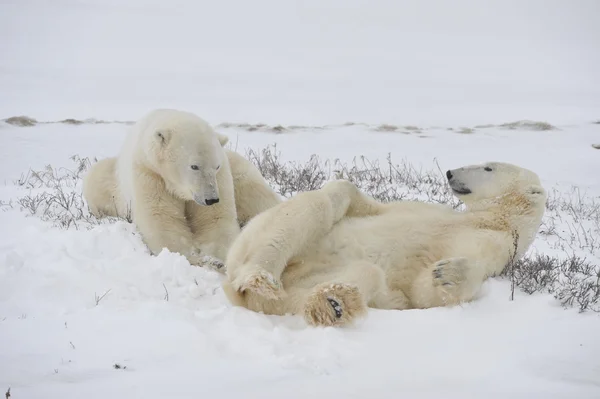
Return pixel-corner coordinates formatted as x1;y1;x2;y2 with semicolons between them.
2;122;599;399
1;0;600;398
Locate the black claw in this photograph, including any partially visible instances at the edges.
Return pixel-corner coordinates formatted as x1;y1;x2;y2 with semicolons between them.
327;297;343;318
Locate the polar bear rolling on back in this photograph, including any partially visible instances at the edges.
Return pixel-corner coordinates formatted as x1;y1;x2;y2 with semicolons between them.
222;162;547;327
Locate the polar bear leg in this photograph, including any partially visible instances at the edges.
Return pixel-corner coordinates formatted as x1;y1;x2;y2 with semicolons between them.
188;165;241;263
131;170;206;266
227;180;383;299
369;287;411;310
320;179;384;219
224;259;390;327
82;157;123;218
409;257;485;308
225;149;282;226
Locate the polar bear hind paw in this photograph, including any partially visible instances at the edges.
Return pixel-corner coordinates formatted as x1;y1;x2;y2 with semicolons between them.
304;283;367;327
233;269;286;300
326;297;343;318
432;257;469;287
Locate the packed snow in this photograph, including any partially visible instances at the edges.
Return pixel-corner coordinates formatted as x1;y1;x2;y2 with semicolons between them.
1;1;599;398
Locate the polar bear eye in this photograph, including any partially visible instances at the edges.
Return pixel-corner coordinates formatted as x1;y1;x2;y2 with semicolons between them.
190;165;200;171
216;165;221;171
484;167;493;172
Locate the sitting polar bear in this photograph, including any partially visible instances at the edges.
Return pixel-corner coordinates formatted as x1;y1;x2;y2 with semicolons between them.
82;109;281;269
222;162;547;326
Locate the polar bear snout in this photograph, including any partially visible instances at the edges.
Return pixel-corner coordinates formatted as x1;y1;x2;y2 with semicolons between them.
446;169;472;195
189;171;221;206
193;193;220;206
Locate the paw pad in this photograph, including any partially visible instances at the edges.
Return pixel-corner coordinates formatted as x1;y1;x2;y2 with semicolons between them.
304;283;366;327
327;297;343;318
432;257;469;288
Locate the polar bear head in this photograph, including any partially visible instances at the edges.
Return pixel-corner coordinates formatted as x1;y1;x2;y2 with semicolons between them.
139;109;229;206
445;162;546;208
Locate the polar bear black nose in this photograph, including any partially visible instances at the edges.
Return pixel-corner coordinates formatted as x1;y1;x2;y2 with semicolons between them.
446;170;453;180
205;198;220;206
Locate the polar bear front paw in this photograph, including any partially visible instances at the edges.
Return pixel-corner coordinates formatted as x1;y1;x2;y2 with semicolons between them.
304;283;367;327
188;250;226;274
232;269;285;300
432;257;469;288
200;255;227;273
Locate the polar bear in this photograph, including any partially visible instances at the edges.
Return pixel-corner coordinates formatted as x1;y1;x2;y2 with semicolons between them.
82;109;281;269
226;148;283;228
222;162;547;326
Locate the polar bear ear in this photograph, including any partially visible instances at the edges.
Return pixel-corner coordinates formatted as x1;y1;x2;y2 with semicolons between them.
156;130;171;145
216;132;229;147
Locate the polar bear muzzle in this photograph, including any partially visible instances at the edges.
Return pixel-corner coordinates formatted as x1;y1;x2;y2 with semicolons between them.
446;169;472;195
193;192;220;206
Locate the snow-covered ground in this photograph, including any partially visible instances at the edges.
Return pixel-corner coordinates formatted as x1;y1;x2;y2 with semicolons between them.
1;1;599;398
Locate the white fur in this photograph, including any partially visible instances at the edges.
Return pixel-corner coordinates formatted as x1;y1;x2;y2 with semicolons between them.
226;149;283;228
222;162;547;327
82;109;281;269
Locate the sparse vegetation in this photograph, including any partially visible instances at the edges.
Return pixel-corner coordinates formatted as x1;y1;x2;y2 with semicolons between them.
95;289;112;306
4;116;37;127
500;254;599;312
60;118;85;125
216;122;291;133
12;155;129;229
6;144;599;312
372;124;423;134
245;144;460;206
2;116;569;137
1;116;134;127
163;283;170;301
498;120;556;131
375;124;399;132
541;187;600;256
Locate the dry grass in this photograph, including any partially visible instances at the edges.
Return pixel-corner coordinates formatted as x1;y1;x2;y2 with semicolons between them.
500;254;599;312
12;155;126;229
245;144;460;207
498;120;557;131
4;116;37;127
541;187;600;257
